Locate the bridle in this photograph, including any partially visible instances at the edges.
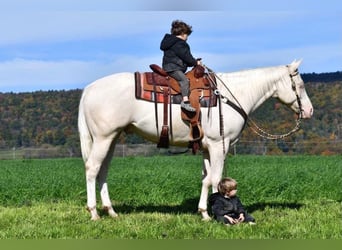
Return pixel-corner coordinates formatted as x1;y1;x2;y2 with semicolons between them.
247;69;303;140
205;65;303;143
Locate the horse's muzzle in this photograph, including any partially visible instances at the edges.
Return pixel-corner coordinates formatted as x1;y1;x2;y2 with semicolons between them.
301;106;314;119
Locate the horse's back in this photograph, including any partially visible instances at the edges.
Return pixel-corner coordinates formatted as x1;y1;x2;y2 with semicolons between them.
81;73;135;108
83;72;134;96
79;72;137;135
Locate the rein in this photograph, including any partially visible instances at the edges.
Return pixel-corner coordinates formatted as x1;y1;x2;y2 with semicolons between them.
205;65;303;141
247;70;303;139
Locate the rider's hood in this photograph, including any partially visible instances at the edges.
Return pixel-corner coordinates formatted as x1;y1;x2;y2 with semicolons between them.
160;34;182;51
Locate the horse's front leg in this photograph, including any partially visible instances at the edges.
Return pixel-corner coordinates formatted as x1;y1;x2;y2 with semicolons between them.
198;143;227;220
198;150;211;220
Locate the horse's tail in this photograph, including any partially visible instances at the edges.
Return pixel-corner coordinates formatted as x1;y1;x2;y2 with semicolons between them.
78;92;92;163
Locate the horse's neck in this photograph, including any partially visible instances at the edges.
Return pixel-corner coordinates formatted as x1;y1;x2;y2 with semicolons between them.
220;66;286;114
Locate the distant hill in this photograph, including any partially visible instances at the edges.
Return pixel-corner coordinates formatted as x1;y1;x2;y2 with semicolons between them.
301;71;342;83
0;71;341;156
0;90;82;156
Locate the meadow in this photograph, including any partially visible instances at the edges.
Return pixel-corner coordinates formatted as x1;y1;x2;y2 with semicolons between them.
0;155;340;239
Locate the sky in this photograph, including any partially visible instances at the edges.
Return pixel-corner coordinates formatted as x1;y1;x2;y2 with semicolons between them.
0;0;341;93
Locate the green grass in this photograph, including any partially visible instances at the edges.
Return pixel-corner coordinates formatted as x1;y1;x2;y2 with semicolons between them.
0;155;340;239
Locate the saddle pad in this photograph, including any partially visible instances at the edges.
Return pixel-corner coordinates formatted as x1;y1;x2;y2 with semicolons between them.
135;72;217;107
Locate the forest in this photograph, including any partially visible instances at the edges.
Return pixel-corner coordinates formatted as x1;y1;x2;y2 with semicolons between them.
0;71;341;156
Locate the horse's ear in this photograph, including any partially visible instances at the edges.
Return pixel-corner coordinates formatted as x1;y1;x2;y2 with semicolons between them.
289;59;303;72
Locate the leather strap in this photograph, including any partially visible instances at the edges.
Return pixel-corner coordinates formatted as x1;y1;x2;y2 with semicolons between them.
162;87;169;126
157;86;170;148
153;81;159;136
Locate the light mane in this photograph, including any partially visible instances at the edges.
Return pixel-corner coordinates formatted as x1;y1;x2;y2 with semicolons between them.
217;64;290;113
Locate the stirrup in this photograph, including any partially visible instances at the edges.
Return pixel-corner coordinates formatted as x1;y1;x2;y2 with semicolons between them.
181;101;196;112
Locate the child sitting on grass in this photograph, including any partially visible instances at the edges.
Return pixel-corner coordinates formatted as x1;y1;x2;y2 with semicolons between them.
209;177;256;225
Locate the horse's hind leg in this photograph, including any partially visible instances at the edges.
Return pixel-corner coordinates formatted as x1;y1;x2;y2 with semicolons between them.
97;140;118;218
85;137;114;220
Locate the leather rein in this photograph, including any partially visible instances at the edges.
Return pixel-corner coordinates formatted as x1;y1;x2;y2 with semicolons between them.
205;65;303;143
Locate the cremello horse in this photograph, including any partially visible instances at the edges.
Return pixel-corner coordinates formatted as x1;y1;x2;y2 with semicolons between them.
78;60;313;220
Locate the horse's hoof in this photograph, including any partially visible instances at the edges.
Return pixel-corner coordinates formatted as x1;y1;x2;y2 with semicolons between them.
108;211;119;218
198;208;211;221
87;206;100;221
202;216;212;222
103;206;119;218
91;214;101;221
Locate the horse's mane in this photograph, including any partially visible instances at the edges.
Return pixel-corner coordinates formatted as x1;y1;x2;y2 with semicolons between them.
217;64;290;110
223;64;288;86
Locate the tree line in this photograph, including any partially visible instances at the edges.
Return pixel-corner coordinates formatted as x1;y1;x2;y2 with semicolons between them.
0;72;341;156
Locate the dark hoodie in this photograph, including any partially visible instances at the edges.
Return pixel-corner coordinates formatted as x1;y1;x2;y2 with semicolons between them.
208;192;248;224
160;34;198;73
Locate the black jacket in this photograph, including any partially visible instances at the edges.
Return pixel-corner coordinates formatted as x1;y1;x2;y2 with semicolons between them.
160;34;198;73
208;192;246;223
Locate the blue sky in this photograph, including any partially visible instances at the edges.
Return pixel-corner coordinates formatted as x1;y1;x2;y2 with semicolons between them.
0;0;341;92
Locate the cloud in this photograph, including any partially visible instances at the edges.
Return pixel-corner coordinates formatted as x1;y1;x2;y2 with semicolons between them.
0;0;230;11
0;12;156;46
2;0;340;12
2;40;340;93
0;3;340;93
0;10;316;46
0;59;91;92
200;42;342;73
0;55;162;92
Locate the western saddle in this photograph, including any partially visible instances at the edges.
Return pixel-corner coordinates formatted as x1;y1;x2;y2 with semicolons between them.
135;64;217;153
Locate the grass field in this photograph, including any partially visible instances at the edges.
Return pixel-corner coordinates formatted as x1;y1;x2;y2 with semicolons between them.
0;155;340;239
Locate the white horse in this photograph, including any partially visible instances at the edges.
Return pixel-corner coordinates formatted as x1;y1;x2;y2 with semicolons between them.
78;60;313;220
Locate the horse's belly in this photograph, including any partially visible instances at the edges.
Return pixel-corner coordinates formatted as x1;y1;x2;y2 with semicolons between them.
131;101;193;145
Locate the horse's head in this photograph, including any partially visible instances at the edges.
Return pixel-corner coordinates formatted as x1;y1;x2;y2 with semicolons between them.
274;60;313;119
